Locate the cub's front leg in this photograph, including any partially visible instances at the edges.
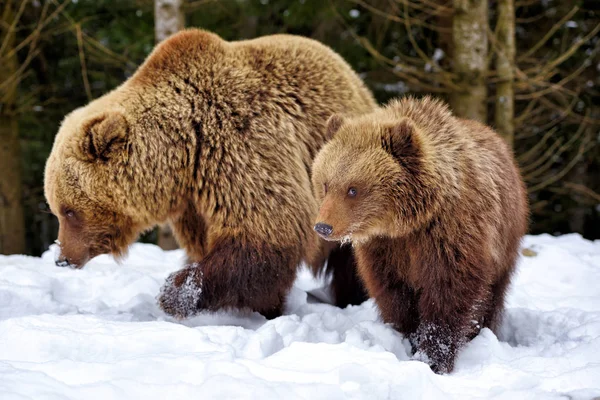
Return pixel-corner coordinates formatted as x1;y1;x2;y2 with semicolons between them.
355;239;420;336
414;263;489;374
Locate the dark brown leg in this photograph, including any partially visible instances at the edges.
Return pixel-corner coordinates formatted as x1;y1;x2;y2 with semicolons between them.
169;202;207;260
356;238;418;332
326;245;368;308
376;282;420;337
484;268;514;332
414;261;489;374
158;235;299;319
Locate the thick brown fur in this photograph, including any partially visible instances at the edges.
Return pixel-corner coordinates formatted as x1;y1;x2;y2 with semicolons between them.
311;96;528;373
44;29;376;318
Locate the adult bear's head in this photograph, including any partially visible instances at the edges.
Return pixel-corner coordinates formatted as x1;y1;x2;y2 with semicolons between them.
44;104;151;268
43;31;228;268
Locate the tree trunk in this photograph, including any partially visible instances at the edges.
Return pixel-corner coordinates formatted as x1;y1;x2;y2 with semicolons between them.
155;0;185;42
451;0;489;123
495;0;515;147
0;1;26;254
155;0;184;250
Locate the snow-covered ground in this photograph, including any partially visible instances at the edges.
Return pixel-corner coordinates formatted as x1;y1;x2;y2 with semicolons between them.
1;234;599;399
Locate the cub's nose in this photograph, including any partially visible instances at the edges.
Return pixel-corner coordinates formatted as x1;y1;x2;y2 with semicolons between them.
314;222;333;238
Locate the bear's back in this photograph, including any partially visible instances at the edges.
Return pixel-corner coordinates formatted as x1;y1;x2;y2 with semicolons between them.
131;29;375;165
123;29;377;240
381;97;528;269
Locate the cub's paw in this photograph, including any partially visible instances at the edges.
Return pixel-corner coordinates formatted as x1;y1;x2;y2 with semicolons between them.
413;324;457;374
158;266;204;319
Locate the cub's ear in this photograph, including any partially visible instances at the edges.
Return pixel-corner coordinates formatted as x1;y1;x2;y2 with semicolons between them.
324;114;345;140
78;112;129;162
382;119;422;170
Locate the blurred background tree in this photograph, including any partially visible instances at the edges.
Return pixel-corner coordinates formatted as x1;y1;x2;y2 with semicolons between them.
0;0;598;255
0;1;26;254
154;0;184;250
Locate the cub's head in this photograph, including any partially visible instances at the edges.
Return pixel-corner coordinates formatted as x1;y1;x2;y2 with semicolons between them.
44;107;147;268
312;113;432;243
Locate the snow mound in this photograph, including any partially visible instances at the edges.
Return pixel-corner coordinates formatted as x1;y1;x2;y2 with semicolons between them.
1;234;600;399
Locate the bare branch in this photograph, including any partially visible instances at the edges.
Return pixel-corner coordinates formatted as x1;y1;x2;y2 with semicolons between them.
76;24;92;102
518;6;579;62
517;127;558;164
563;182;600;203
0;0;28;57
346;0;452;32
527;133;589;193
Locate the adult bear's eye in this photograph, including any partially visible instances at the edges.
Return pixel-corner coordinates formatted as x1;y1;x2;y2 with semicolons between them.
60;206;76;219
323;183;328;194
347;187;357;197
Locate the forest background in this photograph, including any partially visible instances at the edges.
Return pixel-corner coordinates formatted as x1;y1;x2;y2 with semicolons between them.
1;0;598;255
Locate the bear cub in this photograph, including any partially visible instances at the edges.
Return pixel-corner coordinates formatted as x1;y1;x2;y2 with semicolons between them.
312;96;528;374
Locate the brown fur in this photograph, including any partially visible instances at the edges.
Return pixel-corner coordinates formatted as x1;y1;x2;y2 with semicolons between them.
312;96;528;373
44;29;376;318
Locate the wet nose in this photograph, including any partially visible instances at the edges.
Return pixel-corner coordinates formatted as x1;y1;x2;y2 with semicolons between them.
55;257;71;268
314;222;333;238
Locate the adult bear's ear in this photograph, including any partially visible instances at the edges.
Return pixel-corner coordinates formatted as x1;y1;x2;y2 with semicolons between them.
324;114;345;140
78;112;129;162
382;119;422;171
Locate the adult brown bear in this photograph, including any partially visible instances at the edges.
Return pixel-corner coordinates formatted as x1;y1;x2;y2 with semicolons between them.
44;29;376;319
312;96;528;373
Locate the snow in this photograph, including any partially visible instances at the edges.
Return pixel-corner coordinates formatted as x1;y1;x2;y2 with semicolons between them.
1;233;600;399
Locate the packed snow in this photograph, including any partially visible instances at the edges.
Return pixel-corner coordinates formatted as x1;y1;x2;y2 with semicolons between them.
1;234;600;399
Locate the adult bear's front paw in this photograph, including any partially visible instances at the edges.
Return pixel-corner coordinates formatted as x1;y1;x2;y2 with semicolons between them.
158;266;204;319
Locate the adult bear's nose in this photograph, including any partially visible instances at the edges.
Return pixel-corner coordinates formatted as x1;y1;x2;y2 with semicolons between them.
55;257;71;268
314;222;333;238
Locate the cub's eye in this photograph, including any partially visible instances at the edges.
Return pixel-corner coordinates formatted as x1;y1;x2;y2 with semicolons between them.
323;183;328;194
347;187;357;197
65;210;75;218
